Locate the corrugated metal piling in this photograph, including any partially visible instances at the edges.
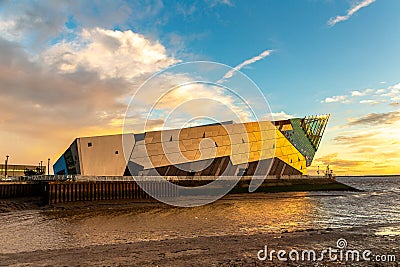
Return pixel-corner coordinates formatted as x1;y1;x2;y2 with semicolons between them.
46;181;166;204
0;176;180;204
0;182;41;198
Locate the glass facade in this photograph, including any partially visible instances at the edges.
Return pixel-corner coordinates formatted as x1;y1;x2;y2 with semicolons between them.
53;139;81;175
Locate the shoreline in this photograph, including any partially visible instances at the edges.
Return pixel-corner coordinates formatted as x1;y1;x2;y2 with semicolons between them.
0;179;398;266
1;223;398;266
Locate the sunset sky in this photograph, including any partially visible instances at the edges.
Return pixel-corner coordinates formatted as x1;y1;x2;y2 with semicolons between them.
0;0;399;175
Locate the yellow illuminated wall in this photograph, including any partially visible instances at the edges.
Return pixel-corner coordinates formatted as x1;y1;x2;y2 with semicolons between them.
131;120;307;174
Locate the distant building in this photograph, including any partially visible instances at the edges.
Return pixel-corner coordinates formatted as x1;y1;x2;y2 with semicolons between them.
0;164;46;177
53;115;329;177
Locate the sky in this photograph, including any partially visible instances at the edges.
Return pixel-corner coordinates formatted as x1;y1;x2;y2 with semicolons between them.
0;0;399;175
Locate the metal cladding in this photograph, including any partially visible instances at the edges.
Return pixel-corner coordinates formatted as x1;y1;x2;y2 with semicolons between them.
53;115;329;177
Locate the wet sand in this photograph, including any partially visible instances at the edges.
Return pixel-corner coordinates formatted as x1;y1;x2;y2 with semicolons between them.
0;196;399;266
1;176;400;266
0;223;398;266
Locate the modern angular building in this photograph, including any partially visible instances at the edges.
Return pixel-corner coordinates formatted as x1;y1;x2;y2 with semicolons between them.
53;115;329;177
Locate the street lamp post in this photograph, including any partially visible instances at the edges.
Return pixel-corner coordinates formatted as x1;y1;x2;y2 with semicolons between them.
40;160;43;174
5;155;9;178
47;158;50;175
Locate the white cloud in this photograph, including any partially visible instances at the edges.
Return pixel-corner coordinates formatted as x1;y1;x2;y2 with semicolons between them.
321;83;400;106
351;90;363;96
389;83;400;90
124;72;259;133
42;28;179;80
271;111;294;121
0;26;181;164
321;95;348;103
206;0;234;7
0;1;167;47
159;83;254;123
328;0;375;26
0;19;20;41
360;99;379;105
33;27;267;139
381;82;400;101
351;88;373;96
0;1;72;44
218;49;274;82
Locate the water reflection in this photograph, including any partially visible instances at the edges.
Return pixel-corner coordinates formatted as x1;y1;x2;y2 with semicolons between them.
0;177;399;254
375;226;400;236
227;193;316;233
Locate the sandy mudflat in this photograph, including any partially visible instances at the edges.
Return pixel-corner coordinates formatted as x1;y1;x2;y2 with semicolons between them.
0;224;398;266
1;182;399;267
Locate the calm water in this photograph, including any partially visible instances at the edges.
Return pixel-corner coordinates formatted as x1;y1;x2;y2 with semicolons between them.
0;176;399;254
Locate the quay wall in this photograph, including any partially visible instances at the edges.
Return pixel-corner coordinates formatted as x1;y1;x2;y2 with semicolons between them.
0;182;42;199
0;175;353;204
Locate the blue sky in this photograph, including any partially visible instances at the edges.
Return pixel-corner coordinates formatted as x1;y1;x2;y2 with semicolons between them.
0;0;399;174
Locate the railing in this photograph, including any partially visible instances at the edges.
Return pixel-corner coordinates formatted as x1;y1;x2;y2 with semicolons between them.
24;174;319;182
26;175;76;181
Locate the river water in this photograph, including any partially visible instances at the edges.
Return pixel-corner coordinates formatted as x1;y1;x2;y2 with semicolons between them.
0;176;399;254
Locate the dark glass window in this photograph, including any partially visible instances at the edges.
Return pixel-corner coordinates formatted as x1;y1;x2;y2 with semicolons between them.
115;150;119;154
88;142;92;147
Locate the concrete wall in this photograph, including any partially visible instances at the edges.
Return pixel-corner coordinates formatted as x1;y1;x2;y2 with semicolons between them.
78;134;135;176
